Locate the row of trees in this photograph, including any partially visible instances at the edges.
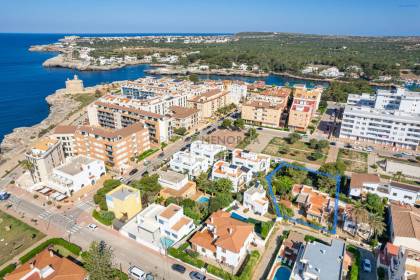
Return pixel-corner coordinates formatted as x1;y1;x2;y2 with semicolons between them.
220;118;245;130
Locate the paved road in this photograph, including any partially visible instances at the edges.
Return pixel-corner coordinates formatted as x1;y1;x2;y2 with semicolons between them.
359;247;377;280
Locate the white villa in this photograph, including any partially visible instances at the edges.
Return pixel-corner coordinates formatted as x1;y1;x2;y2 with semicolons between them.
47;156;105;196
120;203;194;252
243;185;269;216
211;160;253;192
169;151;209;178
232;149;271;174
190;141;227;165
190;211;254;268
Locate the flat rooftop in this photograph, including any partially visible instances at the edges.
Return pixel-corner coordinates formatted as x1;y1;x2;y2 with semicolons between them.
56;156;96;175
158;170;186;184
107;184;138;201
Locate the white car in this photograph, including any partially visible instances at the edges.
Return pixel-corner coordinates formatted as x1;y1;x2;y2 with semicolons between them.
87;223;97;231
128;266;146;280
362;259;372;273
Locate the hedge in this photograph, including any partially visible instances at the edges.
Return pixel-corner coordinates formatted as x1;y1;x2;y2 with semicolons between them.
168;247;205;268
237;251;260;280
207;264;233;280
92;210;115;226
19;238;81;264
0;263;17;279
347;245;361;280
94;179;121;211
138;148;159;161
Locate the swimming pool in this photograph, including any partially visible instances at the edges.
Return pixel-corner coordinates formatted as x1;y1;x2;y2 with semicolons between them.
274;266;291;280
160;237;174;249
196;196;209;204
230;212;248;222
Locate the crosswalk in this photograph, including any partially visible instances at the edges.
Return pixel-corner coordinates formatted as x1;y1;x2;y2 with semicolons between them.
67;223;83;234
38;210;53;220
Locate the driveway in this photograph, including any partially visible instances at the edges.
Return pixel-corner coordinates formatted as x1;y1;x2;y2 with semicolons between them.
359;247;377;280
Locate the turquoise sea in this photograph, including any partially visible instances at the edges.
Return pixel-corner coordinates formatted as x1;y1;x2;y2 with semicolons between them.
0;33;325;144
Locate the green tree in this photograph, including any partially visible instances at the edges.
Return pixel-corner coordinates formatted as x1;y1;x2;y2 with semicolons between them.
316;161;345;192
84;241;116;280
221;119;232;129
317;140;329;149
365;193;385;216
273;176;293;197
309;150;323;161
20;160;34;172
287;133;301;144
283;164;308;184
368;213;385;240
233;118;245;130
212;178;233;194
174;127;187;136
308;139;318;149
247;127;257;138
208;193;233;213
196;173;211;195
352;201;369;235
131;174;161;193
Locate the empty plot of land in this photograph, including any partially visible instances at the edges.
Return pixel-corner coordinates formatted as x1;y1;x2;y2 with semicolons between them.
337;148;368;173
262;137;329;164
0;210;46;266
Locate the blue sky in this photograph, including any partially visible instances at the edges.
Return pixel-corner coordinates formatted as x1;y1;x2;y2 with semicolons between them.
1;0;419;35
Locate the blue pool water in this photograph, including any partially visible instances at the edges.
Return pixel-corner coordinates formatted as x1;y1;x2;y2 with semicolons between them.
160;237;174;249
196;196;209;204
230;212;248;222
274;266;291;280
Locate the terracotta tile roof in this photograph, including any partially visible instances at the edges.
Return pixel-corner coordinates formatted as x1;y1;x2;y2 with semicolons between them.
190;211;254;253
243;100;283;110
390;203;420;240
32;138;58;152
386;242;399;256
77;123;146;139
53;125;76;134
5;249;87;280
171;216;192;232
190;228;217;252
159;203;182;219
169;106;199;119
350;173;381;189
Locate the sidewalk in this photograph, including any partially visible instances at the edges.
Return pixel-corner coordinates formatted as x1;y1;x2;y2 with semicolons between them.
253;225;282;280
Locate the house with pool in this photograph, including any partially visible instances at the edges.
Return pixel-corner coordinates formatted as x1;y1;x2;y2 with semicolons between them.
158;170;198;199
120;203;195;252
189;210;255;268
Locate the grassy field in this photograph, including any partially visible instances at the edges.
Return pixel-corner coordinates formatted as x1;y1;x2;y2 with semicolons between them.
337;148;368;173
262;137;329;164
0;210;45;266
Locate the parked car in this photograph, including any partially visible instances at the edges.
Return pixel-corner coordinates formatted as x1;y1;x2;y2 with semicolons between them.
129;168;138;176
87;223;97;231
185;137;192;142
189;271;206;280
128;266;147;280
171;264;186;274
144;160;151;166
329;142;336;146
158;152;165;158
0;191;10;201
365;146;374;152
256;127;263;130
393;153;404;158
362;259;372;273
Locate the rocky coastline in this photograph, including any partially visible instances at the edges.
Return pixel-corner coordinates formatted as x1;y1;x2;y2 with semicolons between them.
0;89;80;157
145;67;269;77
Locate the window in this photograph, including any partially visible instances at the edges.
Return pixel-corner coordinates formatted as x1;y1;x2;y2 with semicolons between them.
159;219;164;225
202;248;206;253
393;193;397;196
403;195;412;200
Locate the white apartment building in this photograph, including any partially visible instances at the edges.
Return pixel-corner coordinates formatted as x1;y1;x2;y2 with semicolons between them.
190;140;227;165
340;88;420;150
243;185;269;216
52;125;76;158
169;151;209;178
48;156;105;196
319;66;344;78
232;148;271;174
25;138;65;184
211;161;253;192
225;81;247;105
120;203;194;251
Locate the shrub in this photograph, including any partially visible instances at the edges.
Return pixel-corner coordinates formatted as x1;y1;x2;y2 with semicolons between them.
347;245;361;280
207;264;233;280
168;247;205;268
92;210;115;226
260;221;274;239
0;263;17;278
237;251;260;280
19;238;81;264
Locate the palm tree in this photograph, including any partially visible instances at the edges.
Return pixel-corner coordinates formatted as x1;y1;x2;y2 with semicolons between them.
352;201;369;235
20;160;34;171
393;171;403;181
368;213;386;240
